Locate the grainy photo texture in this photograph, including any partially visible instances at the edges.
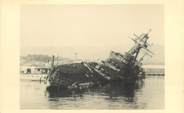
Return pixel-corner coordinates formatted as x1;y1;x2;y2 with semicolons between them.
20;4;164;109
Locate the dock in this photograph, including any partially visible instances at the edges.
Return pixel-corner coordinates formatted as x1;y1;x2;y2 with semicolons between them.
143;65;164;75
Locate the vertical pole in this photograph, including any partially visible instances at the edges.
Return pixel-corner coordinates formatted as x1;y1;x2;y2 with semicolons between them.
75;52;77;60
51;55;55;68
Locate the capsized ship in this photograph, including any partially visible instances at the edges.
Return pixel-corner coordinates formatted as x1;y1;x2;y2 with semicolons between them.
47;30;153;90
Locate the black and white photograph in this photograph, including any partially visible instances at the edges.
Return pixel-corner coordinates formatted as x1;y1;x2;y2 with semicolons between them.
19;4;165;109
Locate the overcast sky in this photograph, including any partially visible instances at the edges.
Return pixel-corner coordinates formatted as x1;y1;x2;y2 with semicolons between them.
21;4;164;63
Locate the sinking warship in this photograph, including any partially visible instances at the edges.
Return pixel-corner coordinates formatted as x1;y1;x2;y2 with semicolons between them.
47;30;153;90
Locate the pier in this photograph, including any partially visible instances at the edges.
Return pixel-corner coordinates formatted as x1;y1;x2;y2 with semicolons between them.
143;65;164;75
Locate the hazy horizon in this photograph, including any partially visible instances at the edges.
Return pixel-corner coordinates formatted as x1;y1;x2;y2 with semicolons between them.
21;4;164;64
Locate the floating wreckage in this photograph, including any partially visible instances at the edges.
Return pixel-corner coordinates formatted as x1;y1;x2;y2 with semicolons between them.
47;30;153;90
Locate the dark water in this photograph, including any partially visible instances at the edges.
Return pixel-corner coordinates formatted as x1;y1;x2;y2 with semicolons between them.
20;76;164;109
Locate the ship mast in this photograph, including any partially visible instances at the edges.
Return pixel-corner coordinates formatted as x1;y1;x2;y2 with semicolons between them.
126;29;152;64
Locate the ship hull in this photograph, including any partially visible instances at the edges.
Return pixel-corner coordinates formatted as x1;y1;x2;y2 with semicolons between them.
48;61;144;90
47;30;152;90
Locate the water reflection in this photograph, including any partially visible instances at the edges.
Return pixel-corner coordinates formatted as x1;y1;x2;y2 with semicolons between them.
20;76;164;109
102;81;144;102
46;79;144;103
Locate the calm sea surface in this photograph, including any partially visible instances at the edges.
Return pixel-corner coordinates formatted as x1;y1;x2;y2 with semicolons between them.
20;76;164;109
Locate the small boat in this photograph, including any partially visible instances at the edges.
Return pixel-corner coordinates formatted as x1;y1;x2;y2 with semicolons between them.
20;66;49;81
20;74;48;81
